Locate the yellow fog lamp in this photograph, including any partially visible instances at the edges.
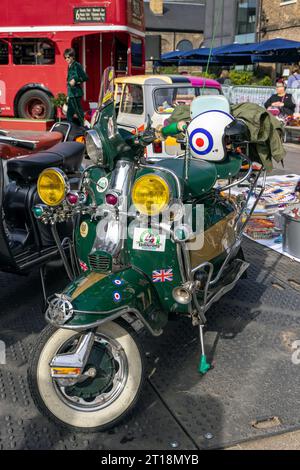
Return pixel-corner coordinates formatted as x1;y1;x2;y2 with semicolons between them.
132;174;170;216
37;168;68;206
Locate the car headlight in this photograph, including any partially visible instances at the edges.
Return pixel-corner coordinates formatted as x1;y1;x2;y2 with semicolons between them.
85;129;104;165
37;168;68;206
132;174;170;216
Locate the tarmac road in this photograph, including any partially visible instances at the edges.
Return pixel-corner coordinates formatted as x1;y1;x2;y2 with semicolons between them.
272;143;300;175
228;142;300;450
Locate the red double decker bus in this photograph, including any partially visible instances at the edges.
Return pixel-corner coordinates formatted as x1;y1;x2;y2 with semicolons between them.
0;0;145;119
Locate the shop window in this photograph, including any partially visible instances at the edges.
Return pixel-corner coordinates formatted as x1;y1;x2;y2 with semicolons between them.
0;40;9;65
131;38;143;67
120;84;143;115
12;38;55;65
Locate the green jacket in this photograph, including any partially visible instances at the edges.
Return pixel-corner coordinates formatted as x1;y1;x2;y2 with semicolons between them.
167;102;285;171
231;103;285;171
167;104;191;124
67;61;88;98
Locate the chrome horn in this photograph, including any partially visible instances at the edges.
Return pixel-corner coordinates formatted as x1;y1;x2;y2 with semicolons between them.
172;281;195;305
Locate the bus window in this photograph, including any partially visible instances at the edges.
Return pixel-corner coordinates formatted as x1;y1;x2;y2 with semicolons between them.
131;38;143;68
120;84;143;115
0;40;8;65
12;38;55;65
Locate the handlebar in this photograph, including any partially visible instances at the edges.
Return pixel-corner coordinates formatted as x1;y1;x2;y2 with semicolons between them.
0;135;37;150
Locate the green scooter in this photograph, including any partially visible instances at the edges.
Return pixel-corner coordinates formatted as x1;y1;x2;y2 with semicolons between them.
28;68;266;432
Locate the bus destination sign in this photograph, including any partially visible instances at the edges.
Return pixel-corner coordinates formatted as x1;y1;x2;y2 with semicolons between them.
74;7;106;23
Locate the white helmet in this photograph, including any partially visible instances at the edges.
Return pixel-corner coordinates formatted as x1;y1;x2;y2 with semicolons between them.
187;110;234;162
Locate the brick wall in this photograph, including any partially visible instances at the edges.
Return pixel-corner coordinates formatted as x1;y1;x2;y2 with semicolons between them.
261;0;300;40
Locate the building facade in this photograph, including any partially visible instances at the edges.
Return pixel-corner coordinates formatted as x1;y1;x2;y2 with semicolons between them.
204;0;258;46
258;0;300;42
144;0;205;61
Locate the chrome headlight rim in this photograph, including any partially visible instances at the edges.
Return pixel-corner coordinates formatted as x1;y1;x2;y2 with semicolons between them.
85;129;104;165
37;167;69;207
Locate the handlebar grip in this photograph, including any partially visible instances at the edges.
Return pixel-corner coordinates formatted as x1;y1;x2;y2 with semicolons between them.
15;141;36;150
161;122;180;137
0;137;36;150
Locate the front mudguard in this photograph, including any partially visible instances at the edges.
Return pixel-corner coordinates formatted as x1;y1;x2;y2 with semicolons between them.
48;268;167;335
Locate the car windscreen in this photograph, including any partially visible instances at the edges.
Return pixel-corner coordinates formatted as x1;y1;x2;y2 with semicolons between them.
120;84;144;115
154;86;220;114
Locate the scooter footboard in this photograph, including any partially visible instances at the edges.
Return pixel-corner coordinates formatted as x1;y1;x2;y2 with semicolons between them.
45;268;167;335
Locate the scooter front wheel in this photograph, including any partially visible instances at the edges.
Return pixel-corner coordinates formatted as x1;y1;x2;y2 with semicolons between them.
28;320;145;432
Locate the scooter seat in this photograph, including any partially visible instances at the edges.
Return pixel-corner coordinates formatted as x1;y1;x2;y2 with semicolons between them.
7;142;84;183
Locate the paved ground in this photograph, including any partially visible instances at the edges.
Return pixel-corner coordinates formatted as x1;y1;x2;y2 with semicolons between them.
228;430;300;450
226;142;300;450
273;143;300;175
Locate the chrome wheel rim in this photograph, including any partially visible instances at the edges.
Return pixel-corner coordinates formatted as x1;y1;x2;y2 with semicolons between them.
53;333;128;412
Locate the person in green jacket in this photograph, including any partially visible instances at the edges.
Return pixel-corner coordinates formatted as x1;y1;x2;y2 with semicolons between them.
64;48;88;126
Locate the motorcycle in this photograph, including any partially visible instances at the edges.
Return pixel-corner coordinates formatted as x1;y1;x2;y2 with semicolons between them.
0;121;86;161
28;67;266;432
0;133;85;299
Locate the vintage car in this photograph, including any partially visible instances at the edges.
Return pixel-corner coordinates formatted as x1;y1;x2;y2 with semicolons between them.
114;74;222;158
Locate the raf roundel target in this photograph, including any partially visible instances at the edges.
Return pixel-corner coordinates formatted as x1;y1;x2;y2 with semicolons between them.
187;110;234;162
189;128;214;156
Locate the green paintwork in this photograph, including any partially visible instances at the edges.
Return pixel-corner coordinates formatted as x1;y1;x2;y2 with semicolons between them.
152;158;217;199
63;268;167;333
125;225;188;314
214;153;243;180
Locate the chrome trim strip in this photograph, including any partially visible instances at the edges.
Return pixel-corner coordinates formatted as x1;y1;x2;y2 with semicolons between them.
216;152;253;192
50;122;71;142
140;163;182;199
47;306;163;336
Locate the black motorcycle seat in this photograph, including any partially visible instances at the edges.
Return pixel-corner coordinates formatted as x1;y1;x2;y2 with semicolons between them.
7;142;84;183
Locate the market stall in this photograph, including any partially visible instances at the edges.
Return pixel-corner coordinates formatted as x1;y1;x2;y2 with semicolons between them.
229;174;300;262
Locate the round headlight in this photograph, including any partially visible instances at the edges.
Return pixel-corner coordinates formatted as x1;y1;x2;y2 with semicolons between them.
85;129;104;165
132;174;170;216
37;168;68;206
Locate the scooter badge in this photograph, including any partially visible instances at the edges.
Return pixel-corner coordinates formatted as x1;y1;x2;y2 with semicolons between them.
80;221;89;238
96;177;109;193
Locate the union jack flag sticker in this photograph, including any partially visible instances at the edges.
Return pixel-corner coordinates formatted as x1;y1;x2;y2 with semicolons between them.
79;260;88;272
152;269;173;283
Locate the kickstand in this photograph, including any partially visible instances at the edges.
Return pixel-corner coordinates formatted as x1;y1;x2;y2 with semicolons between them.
198;324;212;375
39;265;47;309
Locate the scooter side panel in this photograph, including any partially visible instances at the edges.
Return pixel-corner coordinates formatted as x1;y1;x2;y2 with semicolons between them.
127;195;237;313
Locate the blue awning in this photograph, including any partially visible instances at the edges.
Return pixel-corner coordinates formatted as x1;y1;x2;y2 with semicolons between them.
255;38;300;53
158;38;300;67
